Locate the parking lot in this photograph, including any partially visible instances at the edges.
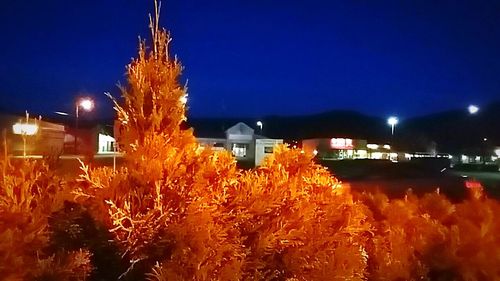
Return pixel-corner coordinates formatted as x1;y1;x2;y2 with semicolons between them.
320;159;500;200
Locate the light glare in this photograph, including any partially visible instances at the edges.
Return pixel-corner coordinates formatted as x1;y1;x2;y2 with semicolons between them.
180;95;188;104
468;105;479;114
79;98;94;111
387;116;399;126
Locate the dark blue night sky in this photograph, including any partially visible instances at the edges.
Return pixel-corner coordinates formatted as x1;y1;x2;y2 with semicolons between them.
1;1;499;119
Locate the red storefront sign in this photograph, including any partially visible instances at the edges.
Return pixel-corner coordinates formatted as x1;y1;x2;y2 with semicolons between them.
330;138;354;149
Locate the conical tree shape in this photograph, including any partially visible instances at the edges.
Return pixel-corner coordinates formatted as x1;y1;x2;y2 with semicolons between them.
112;0;188;152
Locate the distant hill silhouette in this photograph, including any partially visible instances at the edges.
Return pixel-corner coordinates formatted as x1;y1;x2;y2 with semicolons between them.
397;101;500;153
188;110;386;141
188;101;500;154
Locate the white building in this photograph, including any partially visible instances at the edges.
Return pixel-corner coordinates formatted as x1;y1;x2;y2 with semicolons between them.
197;122;282;167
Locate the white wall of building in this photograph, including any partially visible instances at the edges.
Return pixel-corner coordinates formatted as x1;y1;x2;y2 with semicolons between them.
98;133;116;154
255;139;283;166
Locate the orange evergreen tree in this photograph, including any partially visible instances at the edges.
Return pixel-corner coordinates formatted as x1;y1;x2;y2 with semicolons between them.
77;1;244;278
109;0;190;153
75;1;368;279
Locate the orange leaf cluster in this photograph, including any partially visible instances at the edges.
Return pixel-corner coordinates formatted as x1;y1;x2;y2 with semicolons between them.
109;3;187;154
0;159;92;280
359;190;500;280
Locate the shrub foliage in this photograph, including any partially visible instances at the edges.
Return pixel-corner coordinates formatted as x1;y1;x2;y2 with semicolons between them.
2;2;499;280
0;159;92;281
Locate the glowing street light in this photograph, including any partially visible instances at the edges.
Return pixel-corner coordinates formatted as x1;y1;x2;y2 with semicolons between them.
75;97;94;154
387;116;399;136
79;98;94;112
468;105;479;114
76;97;94;124
256;121;263;133
76;98;94;122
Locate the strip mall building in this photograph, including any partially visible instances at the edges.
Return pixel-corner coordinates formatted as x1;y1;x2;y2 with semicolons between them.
302;138;395;160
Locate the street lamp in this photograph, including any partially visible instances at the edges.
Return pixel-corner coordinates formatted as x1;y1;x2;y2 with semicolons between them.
256;121;263;133
79;99;94;112
75;97;94;154
387;116;399;136
468;105;479;115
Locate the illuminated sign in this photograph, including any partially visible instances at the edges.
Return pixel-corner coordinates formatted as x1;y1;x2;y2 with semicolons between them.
12;123;39;135
330;138;353;149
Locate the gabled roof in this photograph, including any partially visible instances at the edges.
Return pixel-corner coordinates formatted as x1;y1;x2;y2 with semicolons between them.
226;122;254;135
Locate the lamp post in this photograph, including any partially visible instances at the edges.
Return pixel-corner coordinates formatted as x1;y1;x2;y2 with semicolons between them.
482;137;488;164
387;116;399;136
256;121;263;134
75;97;94;154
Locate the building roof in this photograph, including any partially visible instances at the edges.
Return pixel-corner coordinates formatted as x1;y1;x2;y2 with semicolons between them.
226;122;255;136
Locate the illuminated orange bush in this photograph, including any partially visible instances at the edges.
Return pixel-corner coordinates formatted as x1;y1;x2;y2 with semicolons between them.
0;158;92;281
359;189;500;280
77;140;374;280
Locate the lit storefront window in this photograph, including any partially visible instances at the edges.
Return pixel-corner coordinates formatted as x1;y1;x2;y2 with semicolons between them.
232;143;248;158
98;133;116;153
356;150;367;158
